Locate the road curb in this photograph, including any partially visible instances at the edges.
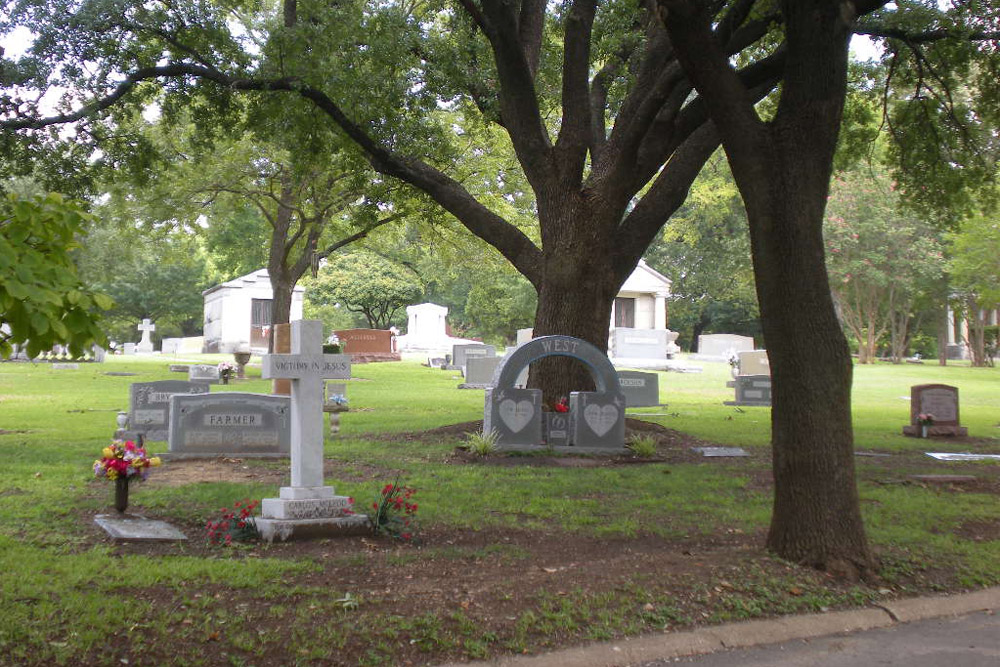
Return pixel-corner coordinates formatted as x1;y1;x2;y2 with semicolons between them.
437;586;1000;667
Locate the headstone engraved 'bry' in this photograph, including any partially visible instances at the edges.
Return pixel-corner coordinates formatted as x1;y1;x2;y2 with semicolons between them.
165;393;290;456
257;320;367;541
130;380;209;441
903;384;968;437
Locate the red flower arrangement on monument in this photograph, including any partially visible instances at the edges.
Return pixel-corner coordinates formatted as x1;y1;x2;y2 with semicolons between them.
553;397;570;413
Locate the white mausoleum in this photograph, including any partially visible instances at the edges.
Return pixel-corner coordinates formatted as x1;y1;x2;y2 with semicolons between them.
202;269;304;353
612;259;672;330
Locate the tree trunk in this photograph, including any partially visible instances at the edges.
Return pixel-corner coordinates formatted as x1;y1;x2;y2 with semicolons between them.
937;307;949;366
749;182;874;577
268;266;295;353
526;205;625;404
690;309;711;353
661;0;876;578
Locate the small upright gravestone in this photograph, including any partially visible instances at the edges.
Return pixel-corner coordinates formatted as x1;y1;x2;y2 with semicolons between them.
257;320;367;541
617;371;660;408
189;364;221;384
725;350;771;407
459;356;502;389
450;344;496;371
903;384;968;437
130;380;209;441
484;335;626;454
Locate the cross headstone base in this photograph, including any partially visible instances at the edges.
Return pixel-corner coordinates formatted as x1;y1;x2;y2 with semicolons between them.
257;486;368;541
255;515;371;542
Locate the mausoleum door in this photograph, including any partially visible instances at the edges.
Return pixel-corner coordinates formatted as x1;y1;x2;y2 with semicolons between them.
251;298;273;348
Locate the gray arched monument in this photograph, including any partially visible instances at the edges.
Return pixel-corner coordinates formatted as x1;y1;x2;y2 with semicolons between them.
483;335;626;453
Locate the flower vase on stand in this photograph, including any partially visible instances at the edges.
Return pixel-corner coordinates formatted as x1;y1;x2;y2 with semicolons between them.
921;425;929;439
114;476;130;513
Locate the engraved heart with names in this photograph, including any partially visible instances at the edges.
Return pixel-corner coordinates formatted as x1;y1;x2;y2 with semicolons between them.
583;404;619;437
499;399;534;433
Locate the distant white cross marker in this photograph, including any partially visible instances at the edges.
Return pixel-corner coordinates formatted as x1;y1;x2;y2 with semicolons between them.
136;318;156;353
261;320;350;490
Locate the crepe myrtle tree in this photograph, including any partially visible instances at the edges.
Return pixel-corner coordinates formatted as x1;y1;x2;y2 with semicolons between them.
2;0;998;575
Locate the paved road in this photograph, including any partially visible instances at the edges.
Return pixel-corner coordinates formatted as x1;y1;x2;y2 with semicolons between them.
645;610;1000;666
439;588;1000;667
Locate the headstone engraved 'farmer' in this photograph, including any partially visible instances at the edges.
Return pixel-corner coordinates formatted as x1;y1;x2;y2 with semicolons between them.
257;320;367;541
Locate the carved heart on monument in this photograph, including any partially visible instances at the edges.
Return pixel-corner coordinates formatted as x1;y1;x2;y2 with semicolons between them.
499;399;534;433
583;404;619;437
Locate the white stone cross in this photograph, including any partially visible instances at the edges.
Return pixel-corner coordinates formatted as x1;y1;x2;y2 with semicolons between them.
136;318;156;352
261;320;350;493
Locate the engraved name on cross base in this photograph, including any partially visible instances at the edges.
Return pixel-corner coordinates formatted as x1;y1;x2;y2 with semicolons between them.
261;320;350;497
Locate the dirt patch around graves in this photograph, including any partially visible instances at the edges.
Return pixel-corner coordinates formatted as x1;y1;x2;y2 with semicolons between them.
69;422;1000;667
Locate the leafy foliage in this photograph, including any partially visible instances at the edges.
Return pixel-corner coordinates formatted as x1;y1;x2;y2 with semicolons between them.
947;212;1000;366
0;193;111;358
824;167;945;362
305;251;422;330
645;152;758;351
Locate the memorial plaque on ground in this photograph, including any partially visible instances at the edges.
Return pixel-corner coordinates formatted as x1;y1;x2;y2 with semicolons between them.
452;344;496;370
459;356;501;389
903;384;968;437
166;392;291;457
617;370;660;407
189;364;221;384
130;380;209;441
724;374;772;406
610;328;669;360
93;515;187;542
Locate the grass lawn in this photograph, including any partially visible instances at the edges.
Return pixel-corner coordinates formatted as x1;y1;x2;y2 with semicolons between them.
1;353;998;665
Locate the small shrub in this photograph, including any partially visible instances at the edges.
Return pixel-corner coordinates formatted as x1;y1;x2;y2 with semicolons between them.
464;430;499;457
627;435;658;458
206;499;261;545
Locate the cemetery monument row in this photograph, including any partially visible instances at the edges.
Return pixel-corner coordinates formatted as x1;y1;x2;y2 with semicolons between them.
484;335;627;454
257;320;368;541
